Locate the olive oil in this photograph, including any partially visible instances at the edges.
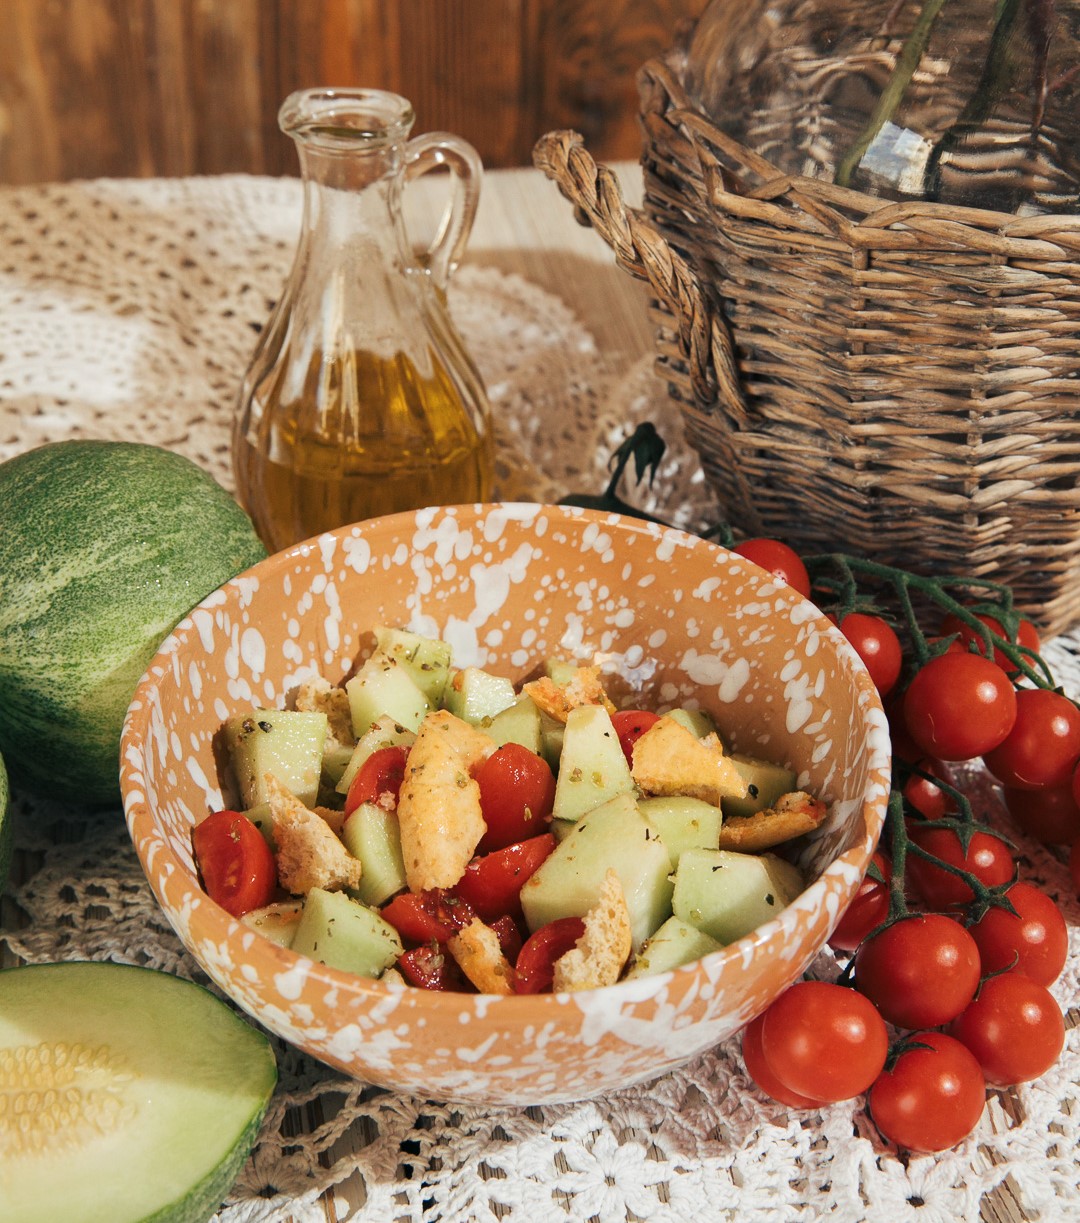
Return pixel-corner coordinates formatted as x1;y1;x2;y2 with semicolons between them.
235;345;493;552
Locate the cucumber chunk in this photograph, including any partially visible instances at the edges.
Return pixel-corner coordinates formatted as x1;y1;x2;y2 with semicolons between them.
723;754;799;820
637;795;723;868
551;704;635;823
0;961;277;1223
625;915;723;978
346;654;430;737
671;848;803;944
442;666;517;725
341;802;408;907
485;693;543;753
335;714;417;796
373;626;452;705
290;887;403;977
225;709;327;808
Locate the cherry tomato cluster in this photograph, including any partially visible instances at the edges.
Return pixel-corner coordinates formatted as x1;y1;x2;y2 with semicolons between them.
731;536;1073;1154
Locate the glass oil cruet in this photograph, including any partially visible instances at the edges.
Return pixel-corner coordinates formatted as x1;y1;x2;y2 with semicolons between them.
233;88;494;552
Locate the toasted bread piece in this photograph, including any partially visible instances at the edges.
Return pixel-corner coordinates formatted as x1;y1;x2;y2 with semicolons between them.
717;791;826;852
631;717;748;805
523;665;616;724
267;774;363;895
397;710;495;891
448;917;515;995
552;869;633;992
295;675;355;748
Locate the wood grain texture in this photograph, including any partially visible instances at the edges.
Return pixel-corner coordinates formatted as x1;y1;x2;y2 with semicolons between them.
0;0;705;184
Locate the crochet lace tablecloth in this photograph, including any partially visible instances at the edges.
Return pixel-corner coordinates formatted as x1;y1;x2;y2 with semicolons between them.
1;174;1078;1223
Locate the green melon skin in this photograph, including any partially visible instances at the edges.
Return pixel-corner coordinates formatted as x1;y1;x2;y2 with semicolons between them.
0;441;266;806
0;752;10;894
0;961;278;1223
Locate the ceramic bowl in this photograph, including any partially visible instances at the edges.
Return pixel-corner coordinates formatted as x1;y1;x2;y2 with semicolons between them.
121;503;891;1106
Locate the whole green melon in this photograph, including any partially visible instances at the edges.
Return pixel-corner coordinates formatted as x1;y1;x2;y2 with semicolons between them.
0;441;267;806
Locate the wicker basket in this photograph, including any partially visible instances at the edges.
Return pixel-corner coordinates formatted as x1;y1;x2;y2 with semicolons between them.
533;56;1080;637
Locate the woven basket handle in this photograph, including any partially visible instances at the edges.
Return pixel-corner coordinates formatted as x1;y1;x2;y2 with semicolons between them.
533;129;742;413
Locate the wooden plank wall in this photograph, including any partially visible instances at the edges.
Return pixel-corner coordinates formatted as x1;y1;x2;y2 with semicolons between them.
0;0;704;184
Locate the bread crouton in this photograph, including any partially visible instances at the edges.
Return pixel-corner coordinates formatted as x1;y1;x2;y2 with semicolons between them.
552;869;633;992
523;665;616;724
631;717;748;805
396;710;495;891
448;917;515;995
266;774;363;895
295;675;355;748
717;791;827;852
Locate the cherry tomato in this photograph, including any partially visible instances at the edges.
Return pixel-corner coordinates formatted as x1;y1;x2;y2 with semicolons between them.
453;833;556;922
513;917;585;994
741;1012;822;1108
902;758;956;821
834;613;903;697
828;852;892;952
475;743;556;854
397;943;465;991
610;709;661;767
905;826;1016;908
192;808;277;918
344;744;409;816
758;981;889;1103
733;538;812;599
949;973;1065;1086
854;914;981;1029
1069;836;1080;896
380;889;475;944
1073;756;1080;811
903;652;1017;762
868;1031;986;1153
884;690;923;764
490;913;524;963
938;610;1041;675
968;882;1068;987
983;688;1080;791
1004;784;1080;846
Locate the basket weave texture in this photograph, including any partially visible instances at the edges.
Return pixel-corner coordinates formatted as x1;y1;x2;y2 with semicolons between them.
534;56;1080;637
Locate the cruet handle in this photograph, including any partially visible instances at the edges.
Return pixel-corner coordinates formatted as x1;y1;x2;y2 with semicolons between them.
403;133;483;290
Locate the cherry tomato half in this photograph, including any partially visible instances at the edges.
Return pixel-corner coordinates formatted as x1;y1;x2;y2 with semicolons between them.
397;943;465;991
854;914;981;1029
741;1012;822;1108
475;743;556;854
983;688;1080;791
192;808;277;918
453;833;556;922
868;1031;986;1153
950;972;1065;1087
733;538;812;599
828;852;892;952
903;652;1017;762
758;981;889;1104
380;888;476;944
905;826;1016;908
514;917;586;994
834;613;903;697
610;709;661;767
968;881;1068;987
344;744;409;816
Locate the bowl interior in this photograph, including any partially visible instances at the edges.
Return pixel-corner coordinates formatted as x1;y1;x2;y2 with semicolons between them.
122;503;890;1105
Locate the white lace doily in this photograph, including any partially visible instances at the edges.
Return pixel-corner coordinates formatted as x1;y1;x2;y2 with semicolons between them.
1;175;1078;1223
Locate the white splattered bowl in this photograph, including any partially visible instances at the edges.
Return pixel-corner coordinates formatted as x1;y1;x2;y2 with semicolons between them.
121;503;890;1106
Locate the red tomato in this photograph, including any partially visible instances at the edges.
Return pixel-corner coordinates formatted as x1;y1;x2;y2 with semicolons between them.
758;981;889;1103
868;1031;986;1153
453;833;556;922
1069;836;1080;896
192;809;277;918
834;613;903;697
1073;756;1080;811
983;688;1080;791
344;744;409;816
475;743;556;853
854;914;981;1029
828;852;892;952
741;1012;822;1108
905;826;1016;908
968;882;1068;987
949;973;1065;1086
490;913;524;963
939;610;1041;675
732;538;812;598
884;691;923;764
380;889;476;944
396;943;464;991
1004;784;1080;846
902;758;956;821
513;917;586;994
610;709;661;767
903;652;1017;762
